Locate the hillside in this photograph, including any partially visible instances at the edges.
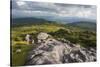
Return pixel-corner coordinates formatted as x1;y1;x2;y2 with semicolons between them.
11;18;96;66
11;17;54;27
11;18;96;31
67;21;96;31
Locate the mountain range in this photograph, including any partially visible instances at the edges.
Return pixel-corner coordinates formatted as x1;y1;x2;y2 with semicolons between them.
68;21;96;31
11;17;96;31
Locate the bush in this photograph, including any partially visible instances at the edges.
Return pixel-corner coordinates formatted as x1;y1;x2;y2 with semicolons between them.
49;28;96;48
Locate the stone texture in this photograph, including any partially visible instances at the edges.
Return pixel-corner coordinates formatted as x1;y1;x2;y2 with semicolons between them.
25;33;96;65
37;32;49;40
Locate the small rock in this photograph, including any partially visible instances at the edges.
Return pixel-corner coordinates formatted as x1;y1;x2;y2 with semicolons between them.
32;40;34;44
16;49;21;53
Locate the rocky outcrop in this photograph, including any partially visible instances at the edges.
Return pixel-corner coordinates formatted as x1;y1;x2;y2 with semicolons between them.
37;32;51;44
25;33;96;65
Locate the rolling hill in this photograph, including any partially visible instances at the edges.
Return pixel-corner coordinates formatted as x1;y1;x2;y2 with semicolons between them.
67;21;96;31
11;17;53;27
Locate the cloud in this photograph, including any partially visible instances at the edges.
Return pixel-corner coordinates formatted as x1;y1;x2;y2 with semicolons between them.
11;0;96;20
17;1;26;6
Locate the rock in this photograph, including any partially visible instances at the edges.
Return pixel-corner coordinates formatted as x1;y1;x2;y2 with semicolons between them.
90;48;96;52
37;32;49;40
16;49;21;53
37;32;49;44
37;40;42;43
32;40;34;44
25;34;33;45
25;33;96;65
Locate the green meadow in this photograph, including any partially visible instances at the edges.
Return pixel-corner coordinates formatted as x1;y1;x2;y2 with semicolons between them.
11;21;96;66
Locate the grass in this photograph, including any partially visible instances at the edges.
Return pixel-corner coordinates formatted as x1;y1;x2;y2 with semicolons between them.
12;41;27;46
11;23;96;66
12;45;34;66
11;24;64;66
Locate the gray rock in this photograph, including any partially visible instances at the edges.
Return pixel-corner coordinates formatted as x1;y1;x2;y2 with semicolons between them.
25;33;96;65
37;32;49;40
16;49;21;53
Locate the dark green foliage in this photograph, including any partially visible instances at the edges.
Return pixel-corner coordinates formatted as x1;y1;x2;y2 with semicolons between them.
49;28;96;48
78;31;96;47
68;21;96;31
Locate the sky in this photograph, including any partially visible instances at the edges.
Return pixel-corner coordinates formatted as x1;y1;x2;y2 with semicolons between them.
11;0;97;23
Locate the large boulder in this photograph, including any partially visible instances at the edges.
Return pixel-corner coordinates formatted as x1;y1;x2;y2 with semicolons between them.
37;32;50;43
37;32;49;40
25;33;96;65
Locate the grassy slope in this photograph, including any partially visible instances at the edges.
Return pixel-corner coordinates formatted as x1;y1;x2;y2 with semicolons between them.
67;21;96;31
12;45;33;66
11;21;96;66
11;23;64;66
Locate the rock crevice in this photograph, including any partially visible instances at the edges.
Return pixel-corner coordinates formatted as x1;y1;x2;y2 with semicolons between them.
25;33;96;65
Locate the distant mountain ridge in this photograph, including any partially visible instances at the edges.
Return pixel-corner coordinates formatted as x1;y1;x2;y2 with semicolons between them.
11;17;49;24
67;21;96;31
11;17;54;27
11;16;96;24
11;17;96;24
11;17;96;31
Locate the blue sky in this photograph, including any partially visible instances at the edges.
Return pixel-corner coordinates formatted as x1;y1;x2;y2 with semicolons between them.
11;0;96;22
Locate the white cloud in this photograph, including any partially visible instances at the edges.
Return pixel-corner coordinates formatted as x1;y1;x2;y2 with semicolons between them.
17;1;26;6
12;1;96;20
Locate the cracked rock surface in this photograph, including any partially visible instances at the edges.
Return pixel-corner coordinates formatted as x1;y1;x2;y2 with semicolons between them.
25;33;96;65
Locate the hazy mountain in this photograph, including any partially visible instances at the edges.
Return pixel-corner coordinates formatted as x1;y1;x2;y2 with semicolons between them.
11;17;96;31
11;17;53;26
67;21;96;31
11;16;96;24
46;16;96;24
